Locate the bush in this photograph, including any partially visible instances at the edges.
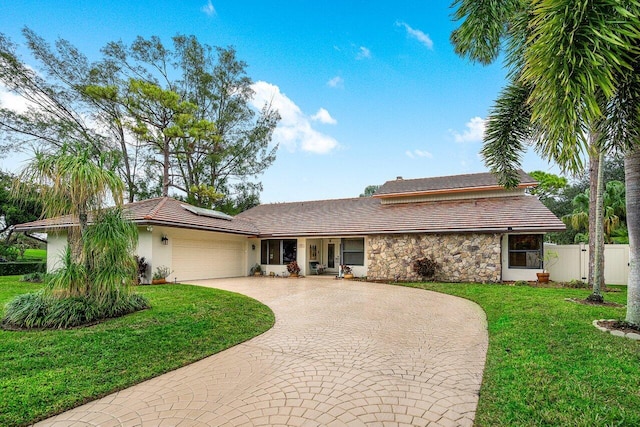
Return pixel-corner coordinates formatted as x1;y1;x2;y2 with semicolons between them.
514;280;529;287
564;279;588;289
0;261;45;276
412;257;440;281
20;271;46;283
1;291;150;330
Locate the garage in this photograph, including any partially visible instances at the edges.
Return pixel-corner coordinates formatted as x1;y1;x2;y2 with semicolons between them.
171;237;246;281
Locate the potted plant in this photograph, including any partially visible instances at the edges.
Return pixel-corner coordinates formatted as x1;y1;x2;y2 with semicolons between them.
152;265;173;284
286;260;301;277
250;263;262;276
341;264;354;279
536;250;559;283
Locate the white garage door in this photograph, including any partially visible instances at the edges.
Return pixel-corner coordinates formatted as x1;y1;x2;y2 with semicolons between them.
172;238;245;281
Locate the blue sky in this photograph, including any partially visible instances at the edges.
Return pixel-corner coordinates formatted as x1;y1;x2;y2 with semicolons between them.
0;0;558;203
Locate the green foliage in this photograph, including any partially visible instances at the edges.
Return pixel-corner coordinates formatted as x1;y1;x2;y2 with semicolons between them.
513;280;529;287
528;171;567;201
152;266;172;280
401;282;637;426
562;180;627;243
0;30;279;211
412;256;440;280
0;170;42;234
0;278;274;426
20;272;45;283
359;184;380;197
0;261;45;276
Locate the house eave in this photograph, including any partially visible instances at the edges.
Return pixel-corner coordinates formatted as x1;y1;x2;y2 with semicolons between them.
257;225;565;238
373;182;536;199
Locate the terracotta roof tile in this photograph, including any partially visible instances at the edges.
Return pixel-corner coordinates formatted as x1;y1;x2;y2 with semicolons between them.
375;170;537;196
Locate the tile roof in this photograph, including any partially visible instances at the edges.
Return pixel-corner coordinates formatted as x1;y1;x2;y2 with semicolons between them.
375;170;537;197
14;197;259;235
15;172;565;237
236;194;565;237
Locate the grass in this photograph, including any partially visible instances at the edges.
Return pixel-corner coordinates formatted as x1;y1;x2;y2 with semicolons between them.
20;249;46;261
398;282;640;427
0;276;274;427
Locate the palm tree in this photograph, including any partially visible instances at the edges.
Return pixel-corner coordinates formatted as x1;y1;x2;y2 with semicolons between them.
14;144;137;300
450;0;640;317
563;180;627;243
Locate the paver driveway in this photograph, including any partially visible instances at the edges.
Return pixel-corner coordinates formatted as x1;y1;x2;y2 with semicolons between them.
37;277;488;427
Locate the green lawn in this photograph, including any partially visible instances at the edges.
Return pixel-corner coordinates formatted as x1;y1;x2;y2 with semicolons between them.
398;282;640;427
0;276;274;427
20;249;46;261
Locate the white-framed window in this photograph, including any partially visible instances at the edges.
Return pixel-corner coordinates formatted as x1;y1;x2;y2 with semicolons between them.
508;234;542;269
341;238;364;266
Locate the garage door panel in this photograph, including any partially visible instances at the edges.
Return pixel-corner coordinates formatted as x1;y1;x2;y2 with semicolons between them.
172;238;244;280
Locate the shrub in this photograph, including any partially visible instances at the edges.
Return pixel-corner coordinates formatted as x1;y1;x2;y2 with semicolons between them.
565;279;588;289
412;257;440;281
20;271;46;283
0;261;46;276
1;291;150;330
153;266;172;280
514;280;530;287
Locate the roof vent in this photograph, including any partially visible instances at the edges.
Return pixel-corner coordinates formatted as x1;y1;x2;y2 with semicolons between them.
396;176;403;180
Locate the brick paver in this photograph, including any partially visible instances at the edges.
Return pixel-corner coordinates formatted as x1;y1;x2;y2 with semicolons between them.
36;277;488;426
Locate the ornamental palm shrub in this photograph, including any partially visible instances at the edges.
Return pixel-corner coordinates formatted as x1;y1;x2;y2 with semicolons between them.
2;209;149;329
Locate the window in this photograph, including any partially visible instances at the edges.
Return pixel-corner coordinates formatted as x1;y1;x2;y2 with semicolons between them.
260;239;297;265
341;238;364;266
508;234;542;269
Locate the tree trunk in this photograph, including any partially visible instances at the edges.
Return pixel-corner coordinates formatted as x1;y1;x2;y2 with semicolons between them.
588;146;605;302
625;147;640;325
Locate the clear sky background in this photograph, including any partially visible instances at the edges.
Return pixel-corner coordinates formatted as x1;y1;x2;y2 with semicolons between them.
0;0;559;203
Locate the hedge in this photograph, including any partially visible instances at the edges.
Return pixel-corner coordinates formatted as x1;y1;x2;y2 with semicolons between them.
0;262;46;276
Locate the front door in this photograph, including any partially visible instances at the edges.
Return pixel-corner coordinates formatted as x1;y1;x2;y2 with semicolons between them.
327;243;335;269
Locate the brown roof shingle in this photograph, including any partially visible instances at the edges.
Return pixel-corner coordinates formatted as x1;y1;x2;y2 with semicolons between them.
374;170;537;197
236;194;565;237
14;197;259;235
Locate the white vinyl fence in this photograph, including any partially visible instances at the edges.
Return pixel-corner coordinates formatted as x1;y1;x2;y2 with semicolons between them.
544;243;630;285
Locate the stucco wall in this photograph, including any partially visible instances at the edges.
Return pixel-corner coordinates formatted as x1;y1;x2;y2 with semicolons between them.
367;233;502;282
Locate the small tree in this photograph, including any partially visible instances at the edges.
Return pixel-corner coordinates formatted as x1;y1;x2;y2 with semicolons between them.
412;257;440;281
2;144;148;329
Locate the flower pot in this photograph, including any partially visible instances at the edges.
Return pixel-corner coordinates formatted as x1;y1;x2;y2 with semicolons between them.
536;272;550;283
344;273;354;280
152;278;167;284
254;272;262;276
289;273;299;278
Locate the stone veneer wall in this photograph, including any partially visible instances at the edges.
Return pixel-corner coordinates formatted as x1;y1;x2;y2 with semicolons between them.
367;233;502;283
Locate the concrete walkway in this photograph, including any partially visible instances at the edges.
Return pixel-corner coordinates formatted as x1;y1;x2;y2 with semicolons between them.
37;277;488;427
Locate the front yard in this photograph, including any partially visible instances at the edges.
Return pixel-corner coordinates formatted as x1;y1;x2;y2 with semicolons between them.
0;277;274;426
399;282;640;426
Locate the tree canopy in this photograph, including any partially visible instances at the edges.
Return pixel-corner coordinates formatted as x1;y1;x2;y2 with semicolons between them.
0;29;280;214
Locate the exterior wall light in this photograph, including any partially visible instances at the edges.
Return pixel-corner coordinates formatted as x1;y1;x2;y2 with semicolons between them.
161;234;169;245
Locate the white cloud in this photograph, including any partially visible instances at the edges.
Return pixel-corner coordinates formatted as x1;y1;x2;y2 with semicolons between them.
0;85;30;113
451;117;485;143
396;21;434;49
250;81;339;154
201;0;216;16
327;76;344;88
356;46;371;60
405;149;433;159
311;108;337;125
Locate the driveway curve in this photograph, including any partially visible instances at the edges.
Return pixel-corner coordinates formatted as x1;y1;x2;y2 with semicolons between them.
37;277;488;427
